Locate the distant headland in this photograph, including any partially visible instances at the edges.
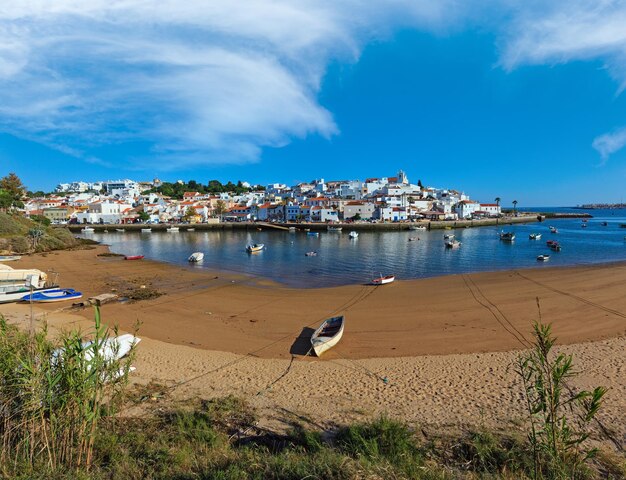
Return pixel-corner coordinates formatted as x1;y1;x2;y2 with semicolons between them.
573;203;626;210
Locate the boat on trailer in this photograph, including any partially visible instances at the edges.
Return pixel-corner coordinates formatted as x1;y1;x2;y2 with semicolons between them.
311;316;345;356
371;274;395;285
21;288;82;303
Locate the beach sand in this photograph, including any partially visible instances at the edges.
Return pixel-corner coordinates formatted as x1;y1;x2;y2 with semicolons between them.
1;246;624;445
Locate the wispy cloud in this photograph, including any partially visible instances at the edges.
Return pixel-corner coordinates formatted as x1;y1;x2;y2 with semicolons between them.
592;126;626;163
1;1;626;168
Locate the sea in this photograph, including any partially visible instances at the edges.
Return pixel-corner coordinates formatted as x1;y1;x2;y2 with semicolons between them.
85;207;626;288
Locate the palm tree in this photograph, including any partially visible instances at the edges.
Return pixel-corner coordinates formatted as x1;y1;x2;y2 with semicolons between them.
512;200;518;216
494;197;501;207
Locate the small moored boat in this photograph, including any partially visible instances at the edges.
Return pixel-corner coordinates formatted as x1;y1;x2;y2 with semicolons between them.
601;222;608;226
549;226;558;234
188;252;204;262
166;226;180;232
529;233;541;240
82;227;95;233
21;288;82;303
246;243;264;253
443;233;455;240
305;251;317;257
327;226;342;232
141;228;152;233
537;254;550;261
371;274;395;285
348;231;359;239
307;232;320;237
311;316;345;357
445;239;462;249
0;255;21;262
409;224;427;231
499;231;515;241
124;255;144;260
115;228;125;232
549;242;562;251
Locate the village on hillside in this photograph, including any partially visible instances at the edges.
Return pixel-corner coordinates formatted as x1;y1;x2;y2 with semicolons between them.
26;170;502;225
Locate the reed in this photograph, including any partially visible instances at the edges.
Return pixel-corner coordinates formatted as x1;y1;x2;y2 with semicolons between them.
0;307;135;475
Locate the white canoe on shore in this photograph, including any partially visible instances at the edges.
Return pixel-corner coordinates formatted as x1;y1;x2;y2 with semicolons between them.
311;316;344;356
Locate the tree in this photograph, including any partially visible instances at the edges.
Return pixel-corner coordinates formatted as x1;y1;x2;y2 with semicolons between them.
0;173;26;201
494;197;501;206
0;190;12;212
183;206;196;222
512;199;518;215
214;200;226;218
352;213;362;221
138;211;150;222
417;179;423;189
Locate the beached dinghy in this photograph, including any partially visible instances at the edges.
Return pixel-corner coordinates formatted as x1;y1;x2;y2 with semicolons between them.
0;286;61;304
124;255;144;260
0;255;21;262
311;316;344;357
371;274;395;285
188;252;204;262
21;288;82;303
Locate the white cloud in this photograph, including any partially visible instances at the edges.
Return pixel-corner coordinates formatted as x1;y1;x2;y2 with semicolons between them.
1;0;626;167
0;0;463;168
592;126;626;162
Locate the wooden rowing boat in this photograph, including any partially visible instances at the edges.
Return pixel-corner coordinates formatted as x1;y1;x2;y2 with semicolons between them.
311;316;344;356
371;274;395;285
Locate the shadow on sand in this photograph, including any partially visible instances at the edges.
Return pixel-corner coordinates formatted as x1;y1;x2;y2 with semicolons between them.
289;327;315;356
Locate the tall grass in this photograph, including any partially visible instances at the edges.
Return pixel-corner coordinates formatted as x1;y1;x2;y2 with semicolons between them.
0;307;135;475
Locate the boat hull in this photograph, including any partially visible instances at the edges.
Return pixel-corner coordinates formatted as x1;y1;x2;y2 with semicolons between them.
311;316;344;356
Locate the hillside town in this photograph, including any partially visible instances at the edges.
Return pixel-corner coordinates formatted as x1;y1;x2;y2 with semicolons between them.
25;170;501;224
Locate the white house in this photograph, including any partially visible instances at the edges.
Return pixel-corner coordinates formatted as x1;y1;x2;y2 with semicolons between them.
343;201;376;220
479;203;501;217
455;201;481;219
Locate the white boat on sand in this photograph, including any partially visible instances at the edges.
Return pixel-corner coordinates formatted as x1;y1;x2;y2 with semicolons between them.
311;316;344;356
0;255;21;261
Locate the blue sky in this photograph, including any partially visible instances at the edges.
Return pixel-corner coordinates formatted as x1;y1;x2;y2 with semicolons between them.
1;1;626;206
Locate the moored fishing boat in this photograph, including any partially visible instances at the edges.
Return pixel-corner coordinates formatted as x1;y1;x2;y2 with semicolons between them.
549;226;558;233
371;274;395;285
289;227;296;233
115;228;125;232
529;233;541;240
21;288;82;303
537;254;550;261
327;226;342;232
141;228;152;233
0;255;21;261
499;231;515;241
348;231;359;238
166;226;180;232
124;255;144;260
82;227;95;233
305;251;317;257
246;243;264;253
311;316;345;356
549;242;562;251
188;252;204;262
443;233;455;240
445;239;462;248
408;224;427;231
307;231;319;237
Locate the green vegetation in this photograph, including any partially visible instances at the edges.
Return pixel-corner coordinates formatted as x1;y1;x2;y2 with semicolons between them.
0;172;26;211
516;318;607;479
144;179;265;199
0;212;79;253
0;308;135;477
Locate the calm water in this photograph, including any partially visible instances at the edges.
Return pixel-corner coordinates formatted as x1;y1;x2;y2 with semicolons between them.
85;208;626;288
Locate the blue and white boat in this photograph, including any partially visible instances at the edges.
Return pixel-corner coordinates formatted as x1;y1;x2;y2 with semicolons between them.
21;288;82;303
0;285;60;304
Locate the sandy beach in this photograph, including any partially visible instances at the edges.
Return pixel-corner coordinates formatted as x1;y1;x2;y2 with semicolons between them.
1;246;624;446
